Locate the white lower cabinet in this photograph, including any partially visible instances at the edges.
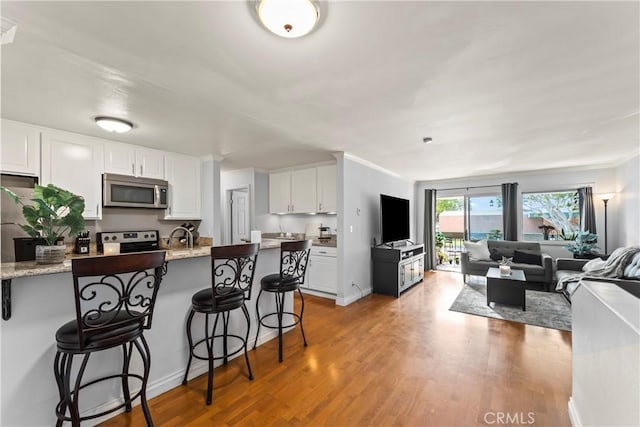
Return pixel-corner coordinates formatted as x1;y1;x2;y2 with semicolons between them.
41;130;104;219
305;246;337;296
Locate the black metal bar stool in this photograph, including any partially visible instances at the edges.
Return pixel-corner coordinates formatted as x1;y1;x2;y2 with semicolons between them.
53;251;167;427
182;243;259;405
253;240;312;362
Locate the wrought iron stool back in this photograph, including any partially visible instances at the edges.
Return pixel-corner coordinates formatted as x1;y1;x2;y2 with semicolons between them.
182;243;259;405
54;251;166;426
253;240;312;362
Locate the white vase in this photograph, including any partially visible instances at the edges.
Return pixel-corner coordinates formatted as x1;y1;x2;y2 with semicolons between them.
35;245;66;264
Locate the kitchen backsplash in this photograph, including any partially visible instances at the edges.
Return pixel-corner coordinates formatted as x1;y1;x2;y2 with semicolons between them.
84;208;202;241
255;214;337;236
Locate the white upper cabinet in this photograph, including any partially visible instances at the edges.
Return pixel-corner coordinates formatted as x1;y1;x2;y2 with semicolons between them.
269;168;317;214
316;164;337;213
104;141;164;179
163;152;201;220
269;171;292;214
269;164;336;214
137;148;165;179
291;168;317;213
1;119;41;176
41;130;104;220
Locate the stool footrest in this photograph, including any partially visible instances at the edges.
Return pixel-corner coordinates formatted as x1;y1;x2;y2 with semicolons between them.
189;334;249;362
257;311;302;330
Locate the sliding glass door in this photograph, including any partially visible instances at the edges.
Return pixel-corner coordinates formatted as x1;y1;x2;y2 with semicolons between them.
435;193;503;270
467;195;503;241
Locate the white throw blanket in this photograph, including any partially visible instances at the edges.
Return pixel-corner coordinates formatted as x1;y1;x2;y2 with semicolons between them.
555;246;640;294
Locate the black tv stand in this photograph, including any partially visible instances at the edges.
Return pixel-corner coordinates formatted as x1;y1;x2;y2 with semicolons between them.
371;243;424;297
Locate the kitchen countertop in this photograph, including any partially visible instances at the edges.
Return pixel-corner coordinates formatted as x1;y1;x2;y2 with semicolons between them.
242;237;337;248
0;238;334;280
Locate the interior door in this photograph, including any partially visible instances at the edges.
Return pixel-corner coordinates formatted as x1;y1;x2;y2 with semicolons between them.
230;189;250;244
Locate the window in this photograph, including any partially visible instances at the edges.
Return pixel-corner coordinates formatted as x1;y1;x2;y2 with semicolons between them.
522;191;579;241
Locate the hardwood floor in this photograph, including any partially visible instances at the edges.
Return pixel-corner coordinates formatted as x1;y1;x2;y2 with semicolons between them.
100;271;572;426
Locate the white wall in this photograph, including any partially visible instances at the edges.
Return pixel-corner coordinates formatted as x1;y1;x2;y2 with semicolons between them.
200;157;222;244
337;154;415;306
615;154;640;247
415;166;619;257
570;281;640;427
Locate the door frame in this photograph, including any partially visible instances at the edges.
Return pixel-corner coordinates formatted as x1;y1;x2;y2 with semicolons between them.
225;185;251;245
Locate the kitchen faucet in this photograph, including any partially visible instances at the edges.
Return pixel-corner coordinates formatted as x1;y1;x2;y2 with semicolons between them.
168;226;193;250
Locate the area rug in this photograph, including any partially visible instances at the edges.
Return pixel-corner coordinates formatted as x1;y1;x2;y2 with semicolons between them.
449;283;572;331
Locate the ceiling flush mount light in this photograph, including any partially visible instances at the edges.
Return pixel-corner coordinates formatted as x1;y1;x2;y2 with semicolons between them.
256;0;320;38
95;117;133;133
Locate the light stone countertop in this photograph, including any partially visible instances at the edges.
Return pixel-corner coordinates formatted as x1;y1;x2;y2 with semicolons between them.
0;239;288;281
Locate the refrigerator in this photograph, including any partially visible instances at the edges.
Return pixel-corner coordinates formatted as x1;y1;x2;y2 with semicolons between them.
1;174;37;262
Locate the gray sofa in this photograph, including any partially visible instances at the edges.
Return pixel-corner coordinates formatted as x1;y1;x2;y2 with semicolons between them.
461;240;554;291
555;250;640;301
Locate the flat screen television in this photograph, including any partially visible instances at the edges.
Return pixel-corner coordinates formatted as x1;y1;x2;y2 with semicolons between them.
380;194;410;244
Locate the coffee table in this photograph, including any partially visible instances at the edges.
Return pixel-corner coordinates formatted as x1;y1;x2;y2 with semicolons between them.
486;267;527;311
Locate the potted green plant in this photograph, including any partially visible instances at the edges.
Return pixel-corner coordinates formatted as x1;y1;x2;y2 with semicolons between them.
486;229;502;240
435;232;447;264
558;229;579;241
1;184;85;264
564;231;599;259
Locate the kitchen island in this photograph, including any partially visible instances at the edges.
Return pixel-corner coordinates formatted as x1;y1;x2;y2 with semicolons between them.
0;240;293;426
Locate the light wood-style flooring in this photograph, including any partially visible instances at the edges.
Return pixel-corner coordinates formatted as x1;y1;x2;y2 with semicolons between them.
101;271;572;426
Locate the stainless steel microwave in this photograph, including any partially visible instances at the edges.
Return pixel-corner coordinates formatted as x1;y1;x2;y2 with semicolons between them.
103;173;168;209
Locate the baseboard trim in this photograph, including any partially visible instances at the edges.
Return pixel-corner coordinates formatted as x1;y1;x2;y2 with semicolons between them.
336;287;372;306
300;288;336;300
79;329;280;424
568;397;581;427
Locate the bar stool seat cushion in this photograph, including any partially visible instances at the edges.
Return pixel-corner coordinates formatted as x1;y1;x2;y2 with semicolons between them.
192;287;245;312
260;273;300;292
55;311;144;352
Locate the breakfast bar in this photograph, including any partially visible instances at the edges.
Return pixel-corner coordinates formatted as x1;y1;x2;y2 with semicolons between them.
0;240;292;426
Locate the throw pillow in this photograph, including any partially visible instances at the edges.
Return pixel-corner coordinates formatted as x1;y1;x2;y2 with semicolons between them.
489;248;503;261
513;249;542;266
463;240;491;261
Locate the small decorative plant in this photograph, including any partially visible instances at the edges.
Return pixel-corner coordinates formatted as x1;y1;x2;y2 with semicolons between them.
499;256;513;266
538;224;555;240
1;184;85;245
435;232;446;248
486;229;502;240
564;231;599;257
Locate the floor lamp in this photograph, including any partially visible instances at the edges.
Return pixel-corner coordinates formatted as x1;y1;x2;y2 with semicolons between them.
598;193;615;254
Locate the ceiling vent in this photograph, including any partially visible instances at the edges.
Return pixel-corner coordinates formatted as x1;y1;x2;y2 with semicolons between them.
1;17;18;45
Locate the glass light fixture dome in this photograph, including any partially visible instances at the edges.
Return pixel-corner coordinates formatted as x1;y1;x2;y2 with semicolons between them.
94;117;133;133
257;0;320;38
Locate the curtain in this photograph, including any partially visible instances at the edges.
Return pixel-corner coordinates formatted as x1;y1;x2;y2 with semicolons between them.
578;187;596;234
423;189;437;270
501;183;518;241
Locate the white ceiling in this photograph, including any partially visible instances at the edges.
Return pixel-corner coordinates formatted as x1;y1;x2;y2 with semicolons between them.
1;1;638;181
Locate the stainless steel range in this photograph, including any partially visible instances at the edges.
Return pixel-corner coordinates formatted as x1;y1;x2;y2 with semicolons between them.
96;230;160;253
